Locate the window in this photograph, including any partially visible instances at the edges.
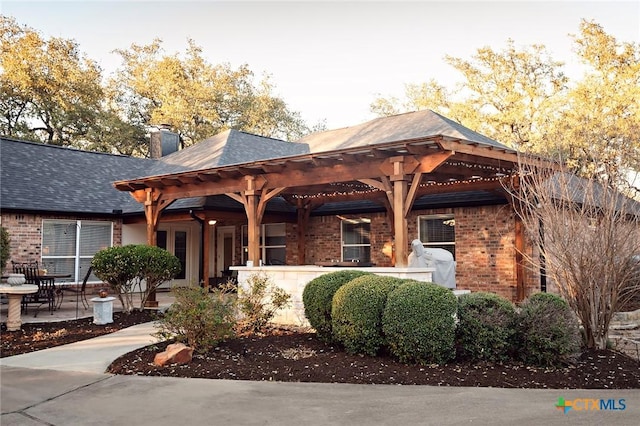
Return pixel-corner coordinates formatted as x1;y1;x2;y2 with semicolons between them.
418;215;456;258
242;223;286;265
41;220;113;283
341;218;371;262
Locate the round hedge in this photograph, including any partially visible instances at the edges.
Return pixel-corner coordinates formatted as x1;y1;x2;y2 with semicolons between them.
516;292;582;366
302;270;372;343
331;274;403;356
455;292;517;362
382;281;457;364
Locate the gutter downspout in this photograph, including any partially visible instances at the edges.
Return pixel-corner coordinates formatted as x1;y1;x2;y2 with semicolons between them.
190;210;205;287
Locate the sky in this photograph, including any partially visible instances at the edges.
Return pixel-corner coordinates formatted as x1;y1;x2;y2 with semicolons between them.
2;1;639;130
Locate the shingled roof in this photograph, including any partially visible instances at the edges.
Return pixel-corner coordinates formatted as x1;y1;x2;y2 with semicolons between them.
0;110;519;216
0;131;309;215
297;109;512;153
145;129;309;176
0;138;150;215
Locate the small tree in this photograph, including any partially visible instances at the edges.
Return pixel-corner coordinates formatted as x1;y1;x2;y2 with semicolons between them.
506;158;640;350
92;245;139;312
92;244;180;312
133;245;181;308
0;226;10;274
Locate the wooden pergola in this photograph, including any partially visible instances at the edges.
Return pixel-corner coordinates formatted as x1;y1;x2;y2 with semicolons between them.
114;135;530;297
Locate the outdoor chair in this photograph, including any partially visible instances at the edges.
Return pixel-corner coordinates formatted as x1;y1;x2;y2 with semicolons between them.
56;266;91;310
19;265;55;317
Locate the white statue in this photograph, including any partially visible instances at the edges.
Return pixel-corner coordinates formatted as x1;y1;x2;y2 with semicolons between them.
408;239;430;268
408;239;456;288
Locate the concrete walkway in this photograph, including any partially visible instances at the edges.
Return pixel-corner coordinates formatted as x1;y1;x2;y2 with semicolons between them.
1;316;639;425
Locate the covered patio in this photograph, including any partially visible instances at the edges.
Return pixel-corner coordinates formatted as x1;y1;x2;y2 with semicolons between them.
113;111;536;303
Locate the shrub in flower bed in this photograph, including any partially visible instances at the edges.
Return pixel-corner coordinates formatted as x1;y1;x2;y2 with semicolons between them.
331;275;403;356
456;292;517;362
383;281;457;364
154;286;236;353
302;270;372;343
516;292;582;366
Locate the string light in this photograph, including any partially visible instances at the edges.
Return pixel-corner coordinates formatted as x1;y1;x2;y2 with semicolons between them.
289;161;515;199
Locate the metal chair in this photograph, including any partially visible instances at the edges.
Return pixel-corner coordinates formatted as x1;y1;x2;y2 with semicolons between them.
19;265;55;316
56;266;91;310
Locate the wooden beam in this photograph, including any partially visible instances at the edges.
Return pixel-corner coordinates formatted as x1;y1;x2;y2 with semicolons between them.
257;187;286;224
404;172;423;218
358;177;393;207
437;140;518;164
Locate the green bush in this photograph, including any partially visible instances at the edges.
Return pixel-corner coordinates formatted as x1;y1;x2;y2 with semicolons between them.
383;281;457;364
516;292;582;367
154;286;236;353
92;245;139;311
302;270;372;343
455;292;517;362
235;271;291;334
92;244;180;312
132;245;181;308
0;226;10;274
331;275;403;356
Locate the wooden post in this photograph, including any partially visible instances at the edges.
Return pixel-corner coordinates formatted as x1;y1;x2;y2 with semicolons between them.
515;215;526;302
144;189;161;307
144;189;160;246
203;220;211;291
390;158;409;267
296;200;312;265
246;192;260;264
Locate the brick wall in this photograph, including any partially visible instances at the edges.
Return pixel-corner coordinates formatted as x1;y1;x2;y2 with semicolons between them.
0;212;122;273
302;204;539;302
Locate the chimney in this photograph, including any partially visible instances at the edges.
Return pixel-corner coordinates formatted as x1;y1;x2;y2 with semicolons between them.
150;124;180;158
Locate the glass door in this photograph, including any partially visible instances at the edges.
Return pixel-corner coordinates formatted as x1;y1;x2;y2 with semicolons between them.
157;227;190;287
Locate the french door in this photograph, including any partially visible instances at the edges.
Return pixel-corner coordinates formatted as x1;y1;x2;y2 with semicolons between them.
157;227;190;287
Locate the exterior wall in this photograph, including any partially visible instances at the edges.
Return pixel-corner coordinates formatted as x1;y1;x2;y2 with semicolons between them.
0;212;122;272
302;204;540;302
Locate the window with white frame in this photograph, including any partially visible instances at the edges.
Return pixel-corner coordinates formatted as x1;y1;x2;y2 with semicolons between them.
418;214;456;258
41;220;113;283
341;218;371;262
241;223;286;265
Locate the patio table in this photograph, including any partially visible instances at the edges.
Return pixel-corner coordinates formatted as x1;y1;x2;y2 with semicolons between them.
0;284;38;331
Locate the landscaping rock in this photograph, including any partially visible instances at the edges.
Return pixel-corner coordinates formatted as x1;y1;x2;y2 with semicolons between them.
153;342;194;367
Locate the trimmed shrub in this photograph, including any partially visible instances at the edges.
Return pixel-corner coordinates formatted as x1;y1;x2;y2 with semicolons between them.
383;281;457;364
331;275;403;356
516;292;582;366
455;292;517;362
92;245;139;312
302;270;372;343
154;286;236;353
92;244;180;312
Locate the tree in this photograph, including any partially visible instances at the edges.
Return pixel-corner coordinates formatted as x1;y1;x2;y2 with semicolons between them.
0;16;105;145
110;39;312;150
371;39;567;151
505;157;640;350
370;20;640;181
545;20;640;180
